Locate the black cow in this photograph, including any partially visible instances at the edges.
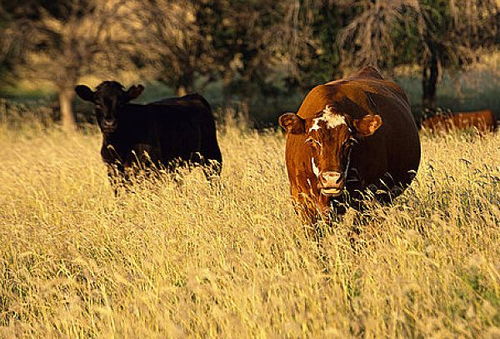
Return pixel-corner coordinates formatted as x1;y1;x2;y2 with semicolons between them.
75;81;222;190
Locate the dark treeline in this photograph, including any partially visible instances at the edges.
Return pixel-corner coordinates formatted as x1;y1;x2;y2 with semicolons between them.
0;0;498;130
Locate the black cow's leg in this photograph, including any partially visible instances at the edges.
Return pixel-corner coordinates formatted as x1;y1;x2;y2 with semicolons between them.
189;151;222;181
203;159;222;181
107;165;127;196
123;144;161;186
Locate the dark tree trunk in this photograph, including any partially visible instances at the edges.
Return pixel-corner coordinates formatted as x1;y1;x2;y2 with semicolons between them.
59;88;77;132
221;73;233;105
176;72;194;97
422;44;439;110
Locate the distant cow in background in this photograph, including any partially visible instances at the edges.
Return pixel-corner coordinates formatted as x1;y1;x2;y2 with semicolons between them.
421;109;497;133
279;66;421;223
75;81;222;190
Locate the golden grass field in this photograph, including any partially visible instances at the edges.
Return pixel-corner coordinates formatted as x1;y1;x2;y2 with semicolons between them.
0;120;498;338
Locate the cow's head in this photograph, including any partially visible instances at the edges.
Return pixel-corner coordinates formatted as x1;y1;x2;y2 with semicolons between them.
279;105;382;197
75;81;144;134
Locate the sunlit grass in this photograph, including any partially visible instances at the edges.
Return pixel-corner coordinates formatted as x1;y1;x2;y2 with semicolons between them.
0;121;498;337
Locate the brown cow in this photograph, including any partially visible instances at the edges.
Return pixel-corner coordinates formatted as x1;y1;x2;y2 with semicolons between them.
421;109;497;133
279;66;421;222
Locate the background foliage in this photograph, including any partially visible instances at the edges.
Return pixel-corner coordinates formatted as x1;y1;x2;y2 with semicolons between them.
0;0;498;130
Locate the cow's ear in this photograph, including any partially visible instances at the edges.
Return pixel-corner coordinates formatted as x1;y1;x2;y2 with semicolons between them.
75;85;95;102
126;84;144;101
279;113;305;134
353;114;382;136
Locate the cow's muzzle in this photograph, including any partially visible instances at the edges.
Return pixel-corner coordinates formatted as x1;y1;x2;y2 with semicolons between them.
102;119;117;133
318;171;345;197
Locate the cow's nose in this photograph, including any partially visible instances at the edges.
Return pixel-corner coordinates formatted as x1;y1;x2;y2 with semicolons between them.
103;119;115;127
319;171;343;187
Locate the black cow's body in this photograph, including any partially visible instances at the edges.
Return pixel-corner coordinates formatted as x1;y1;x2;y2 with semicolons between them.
75;82;222;190
101;101;222;172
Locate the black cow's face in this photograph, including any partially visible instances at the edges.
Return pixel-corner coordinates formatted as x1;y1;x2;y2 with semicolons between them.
75;81;144;134
279;105;382;197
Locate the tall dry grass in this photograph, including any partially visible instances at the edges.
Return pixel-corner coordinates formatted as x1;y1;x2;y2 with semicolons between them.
0;120;498;338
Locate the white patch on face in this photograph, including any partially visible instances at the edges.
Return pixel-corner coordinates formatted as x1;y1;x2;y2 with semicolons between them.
309;121;321;131
306;179;312;188
311;157;320;177
309;105;346;132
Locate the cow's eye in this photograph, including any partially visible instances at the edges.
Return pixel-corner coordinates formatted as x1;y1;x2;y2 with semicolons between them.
342;138;356;149
305;138;320;149
347;137;357;145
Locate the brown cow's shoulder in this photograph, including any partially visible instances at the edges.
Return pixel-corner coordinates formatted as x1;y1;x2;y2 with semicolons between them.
349;66;385;80
298;75;409;121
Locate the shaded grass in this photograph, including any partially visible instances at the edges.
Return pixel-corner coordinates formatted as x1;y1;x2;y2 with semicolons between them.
0;123;498;337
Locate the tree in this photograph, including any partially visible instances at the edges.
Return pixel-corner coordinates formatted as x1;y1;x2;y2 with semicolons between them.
288;0;356;86
416;0;499;109
129;0;214;96
197;0;316;106
2;0;130;131
336;0;499;109
130;0;314;101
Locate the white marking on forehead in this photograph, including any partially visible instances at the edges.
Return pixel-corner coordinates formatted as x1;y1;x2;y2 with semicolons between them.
309;105;346;132
311;157;320;177
309;121;321;131
306;179;312;188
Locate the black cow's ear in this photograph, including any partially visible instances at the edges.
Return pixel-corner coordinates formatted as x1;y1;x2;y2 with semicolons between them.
279;113;305;134
126;84;144;101
75;85;95;102
353;114;382;136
